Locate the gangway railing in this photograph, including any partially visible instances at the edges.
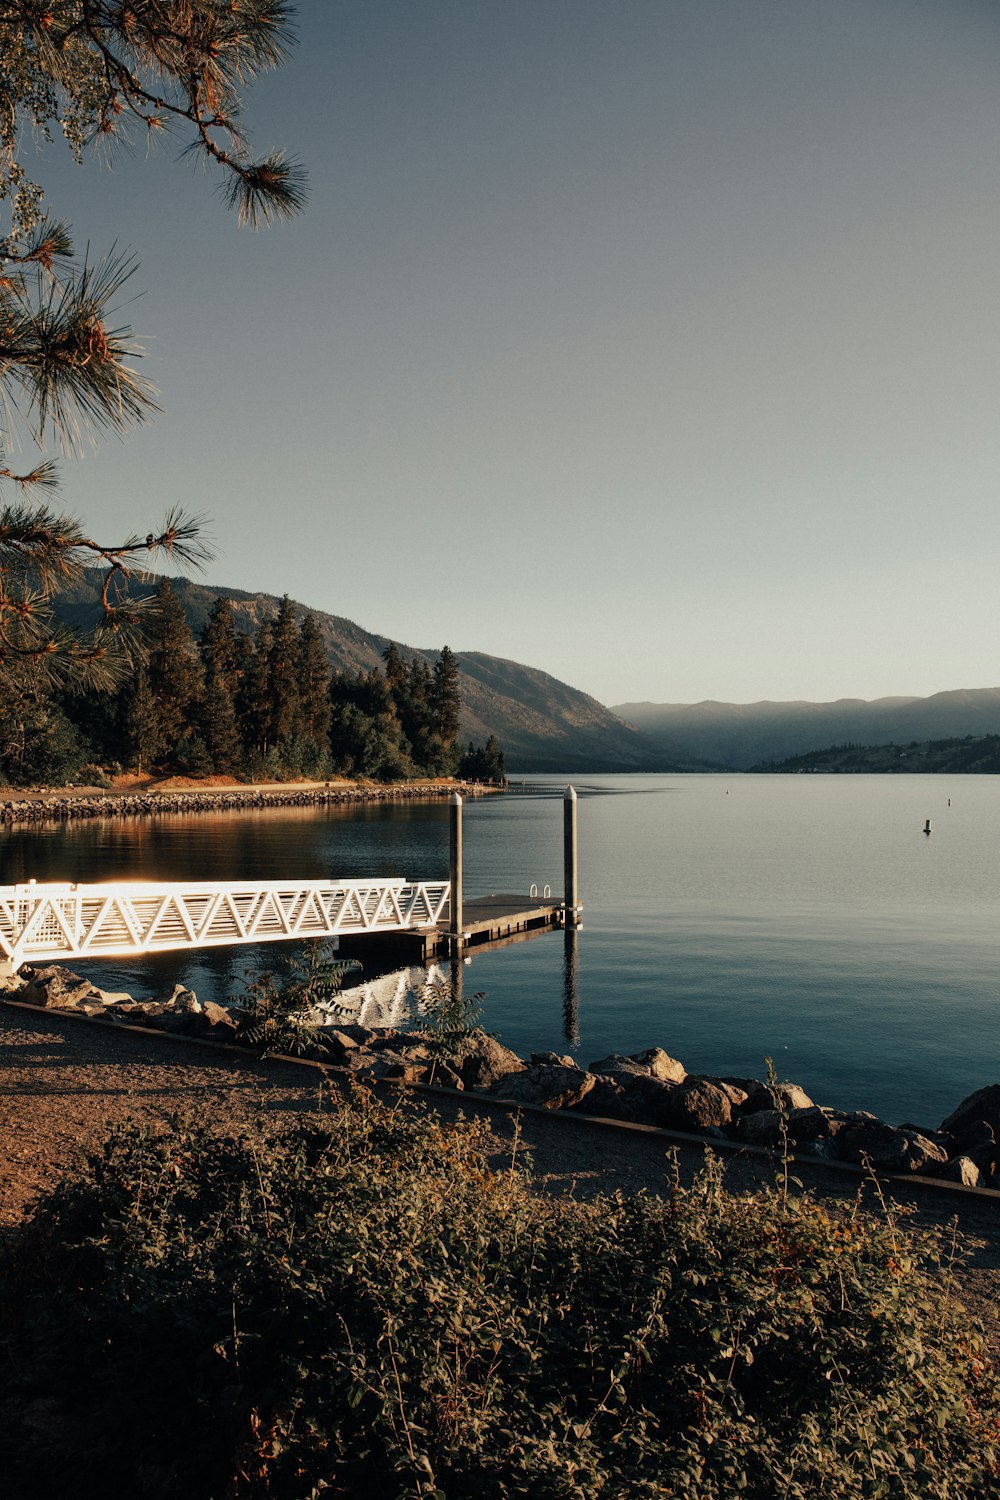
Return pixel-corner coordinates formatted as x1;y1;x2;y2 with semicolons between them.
0;877;451;974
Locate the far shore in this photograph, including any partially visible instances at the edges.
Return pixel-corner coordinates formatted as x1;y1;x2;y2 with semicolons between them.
0;775;502;825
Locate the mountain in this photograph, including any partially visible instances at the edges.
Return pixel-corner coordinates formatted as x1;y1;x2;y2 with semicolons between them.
55;571;664;772
751;735;1000;774
613;690;1000;770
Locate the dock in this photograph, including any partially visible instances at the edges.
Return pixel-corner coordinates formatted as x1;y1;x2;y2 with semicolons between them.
336;893;573;963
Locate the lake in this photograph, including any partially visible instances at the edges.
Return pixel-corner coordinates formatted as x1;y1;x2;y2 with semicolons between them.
3;773;998;1126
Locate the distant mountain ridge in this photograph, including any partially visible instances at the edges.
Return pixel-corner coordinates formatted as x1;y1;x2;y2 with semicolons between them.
614;690;1000;770
55;571;663;772
54;572;1000;771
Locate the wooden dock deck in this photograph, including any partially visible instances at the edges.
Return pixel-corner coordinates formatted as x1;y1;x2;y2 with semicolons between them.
337;893;574;963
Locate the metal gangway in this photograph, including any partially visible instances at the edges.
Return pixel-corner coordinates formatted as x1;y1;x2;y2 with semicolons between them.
0;877;451;975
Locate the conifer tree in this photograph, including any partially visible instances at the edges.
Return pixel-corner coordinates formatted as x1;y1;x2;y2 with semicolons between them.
123;664;161;777
238;618;274;763
267;596;304;752
145;580;203;765
431;645;462;744
198;599;242;776
297;613;331;763
0;4;305;693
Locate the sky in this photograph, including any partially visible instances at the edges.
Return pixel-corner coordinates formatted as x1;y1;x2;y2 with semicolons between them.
16;0;1000;708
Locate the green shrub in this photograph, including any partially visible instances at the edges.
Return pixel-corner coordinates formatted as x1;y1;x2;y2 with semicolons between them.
1;1089;997;1499
233;940;359;1056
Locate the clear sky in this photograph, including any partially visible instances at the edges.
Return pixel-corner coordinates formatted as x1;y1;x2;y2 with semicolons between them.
20;0;1000;708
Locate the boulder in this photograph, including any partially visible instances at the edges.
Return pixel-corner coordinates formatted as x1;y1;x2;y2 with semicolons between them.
530;1051;576;1068
19;965;99;1009
740;1080;815;1115
589;1048;687;1085
199;1001;238;1035
937;1156;982;1188
491;1064;596;1111
166;984;201;1013
459;1033;526;1092
941;1086;1000;1151
659;1080;732;1132
832;1119;946;1173
738;1105;846;1151
900;1131;949;1174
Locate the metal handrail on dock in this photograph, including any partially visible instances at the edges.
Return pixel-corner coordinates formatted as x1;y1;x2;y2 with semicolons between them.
0;877;451;973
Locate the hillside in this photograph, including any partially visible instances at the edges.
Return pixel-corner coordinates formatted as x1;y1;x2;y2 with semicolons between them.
55;572;665;773
614;690;1000;770
752;735;1000;774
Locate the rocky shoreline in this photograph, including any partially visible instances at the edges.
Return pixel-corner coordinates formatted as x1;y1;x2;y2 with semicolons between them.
0;781;489;825
6;964;998;1191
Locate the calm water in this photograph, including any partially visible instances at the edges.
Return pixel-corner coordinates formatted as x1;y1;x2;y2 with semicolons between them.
3;774;999;1125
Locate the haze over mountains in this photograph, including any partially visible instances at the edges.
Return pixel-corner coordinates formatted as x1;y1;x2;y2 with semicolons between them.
57;573;1000;771
614;692;1000;771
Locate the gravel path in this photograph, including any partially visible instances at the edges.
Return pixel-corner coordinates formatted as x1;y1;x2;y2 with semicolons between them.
3;1003;999;1354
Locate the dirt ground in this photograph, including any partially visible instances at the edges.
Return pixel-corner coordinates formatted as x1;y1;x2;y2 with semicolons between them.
2;1002;999;1356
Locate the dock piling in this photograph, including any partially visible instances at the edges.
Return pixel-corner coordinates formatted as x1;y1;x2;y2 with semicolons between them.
449;792;464;947
564;785;579;928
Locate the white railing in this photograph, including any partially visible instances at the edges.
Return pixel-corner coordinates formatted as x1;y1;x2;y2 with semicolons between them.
0;878;451;972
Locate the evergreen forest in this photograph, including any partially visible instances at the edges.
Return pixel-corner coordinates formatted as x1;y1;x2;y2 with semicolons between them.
0;582;504;788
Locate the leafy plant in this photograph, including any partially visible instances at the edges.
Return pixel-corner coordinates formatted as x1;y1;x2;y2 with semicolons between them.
1;1088;997;1499
416;973;487;1081
234;940;360;1056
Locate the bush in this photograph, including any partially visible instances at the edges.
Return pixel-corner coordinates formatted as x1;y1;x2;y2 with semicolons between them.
0;1089;997;1499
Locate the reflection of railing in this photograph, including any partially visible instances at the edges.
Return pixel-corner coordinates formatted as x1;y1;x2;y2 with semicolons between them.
317;962;449;1031
0;878;451;972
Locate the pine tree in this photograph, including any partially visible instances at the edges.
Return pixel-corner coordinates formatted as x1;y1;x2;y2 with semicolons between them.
0;4;304;695
124;665;161;777
145;580;203;766
431;645;462;750
268;596;305;755
297;613;331;767
238;619;274;764
198;599;242;776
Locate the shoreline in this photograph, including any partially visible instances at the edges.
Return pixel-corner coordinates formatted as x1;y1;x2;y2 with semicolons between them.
0;778;498;825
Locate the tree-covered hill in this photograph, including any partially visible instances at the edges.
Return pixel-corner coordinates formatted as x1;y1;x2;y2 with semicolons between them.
751;735;1000;774
53;571;670;774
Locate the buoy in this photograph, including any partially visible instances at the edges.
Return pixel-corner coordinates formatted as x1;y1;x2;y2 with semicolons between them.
923;818;932;835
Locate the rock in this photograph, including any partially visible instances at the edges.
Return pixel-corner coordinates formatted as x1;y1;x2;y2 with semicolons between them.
167;984;201;1013
900;1131;949;1174
659;1080;732;1132
737;1107;869;1154
739;1081;815;1114
737;1109;782;1147
691;1076;748;1108
941;1087;1000;1151
530;1051;576;1067
458;1033;526;1091
589;1048;687;1085
832;1119;946;1173
322;1028;361;1056
19;965;99;1009
200;1001;238;1033
491;1064;596;1111
937;1156;982;1188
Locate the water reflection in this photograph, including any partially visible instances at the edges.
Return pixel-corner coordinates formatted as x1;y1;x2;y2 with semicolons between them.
313;962;450;1030
562;927;581;1047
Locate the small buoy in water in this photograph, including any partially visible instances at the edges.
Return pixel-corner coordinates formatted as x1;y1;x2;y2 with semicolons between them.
923;818;932;835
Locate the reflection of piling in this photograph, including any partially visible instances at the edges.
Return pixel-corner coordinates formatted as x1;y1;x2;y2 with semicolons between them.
449;792;464;947
562;925;580;1046
563;785;579;928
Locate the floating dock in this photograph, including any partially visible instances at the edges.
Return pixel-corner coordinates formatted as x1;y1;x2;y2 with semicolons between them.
336;893;574;963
